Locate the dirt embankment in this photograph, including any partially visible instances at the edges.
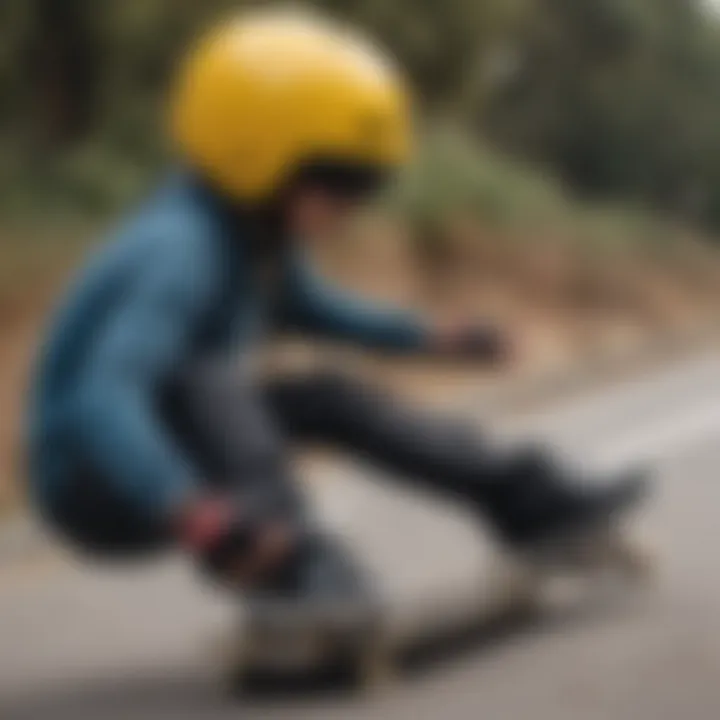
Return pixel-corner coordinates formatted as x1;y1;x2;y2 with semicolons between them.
0;233;90;514
307;218;720;396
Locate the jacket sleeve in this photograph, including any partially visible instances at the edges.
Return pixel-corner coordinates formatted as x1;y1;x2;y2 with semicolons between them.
75;238;213;520
281;253;428;351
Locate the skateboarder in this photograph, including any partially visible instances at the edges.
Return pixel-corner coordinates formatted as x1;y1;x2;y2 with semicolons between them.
27;11;645;605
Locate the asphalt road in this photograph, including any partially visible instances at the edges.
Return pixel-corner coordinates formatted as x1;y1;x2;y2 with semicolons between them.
2;352;720;720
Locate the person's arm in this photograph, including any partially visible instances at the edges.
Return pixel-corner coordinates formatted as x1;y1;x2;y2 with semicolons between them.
280;252;429;352
75;238;214;521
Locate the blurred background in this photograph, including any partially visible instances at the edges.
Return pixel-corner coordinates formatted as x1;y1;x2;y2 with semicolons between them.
5;0;720;510
2;2;720;504
3;2;720;718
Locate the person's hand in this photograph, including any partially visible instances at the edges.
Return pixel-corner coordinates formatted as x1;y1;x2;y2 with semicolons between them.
431;321;514;366
175;494;293;587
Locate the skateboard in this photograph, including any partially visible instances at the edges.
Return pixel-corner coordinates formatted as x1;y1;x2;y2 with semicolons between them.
220;519;654;693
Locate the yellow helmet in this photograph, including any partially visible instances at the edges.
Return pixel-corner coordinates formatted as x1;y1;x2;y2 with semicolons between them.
170;10;412;201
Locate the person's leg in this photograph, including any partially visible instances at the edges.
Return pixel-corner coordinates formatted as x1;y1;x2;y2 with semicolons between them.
264;370;504;495
162;361;371;600
163;361;305;520
263;371;646;546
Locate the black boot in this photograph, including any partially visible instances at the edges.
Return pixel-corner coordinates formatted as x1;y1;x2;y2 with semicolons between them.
472;448;649;547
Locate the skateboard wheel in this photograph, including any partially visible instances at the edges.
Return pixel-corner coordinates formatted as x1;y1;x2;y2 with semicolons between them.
355;638;395;690
611;539;656;583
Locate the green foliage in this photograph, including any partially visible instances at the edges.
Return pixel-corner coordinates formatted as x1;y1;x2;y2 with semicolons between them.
1;0;720;237
480;0;720;230
389;128;570;229
388;126;676;253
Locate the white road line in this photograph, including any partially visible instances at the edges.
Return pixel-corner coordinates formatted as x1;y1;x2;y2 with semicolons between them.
505;352;720;439
589;398;720;472
490;353;720;473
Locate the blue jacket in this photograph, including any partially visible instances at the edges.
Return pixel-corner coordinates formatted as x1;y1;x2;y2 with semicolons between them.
28;173;426;519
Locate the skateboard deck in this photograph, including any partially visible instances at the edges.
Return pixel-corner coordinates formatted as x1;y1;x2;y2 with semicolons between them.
220;466;654;691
